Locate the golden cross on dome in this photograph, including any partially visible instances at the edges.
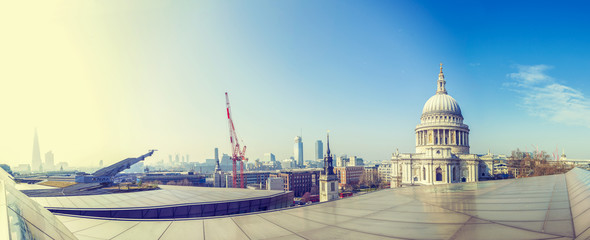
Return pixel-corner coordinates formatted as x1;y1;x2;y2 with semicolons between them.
440;62;443;73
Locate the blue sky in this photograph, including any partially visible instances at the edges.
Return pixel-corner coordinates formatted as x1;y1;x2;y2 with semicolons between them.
2;1;590;166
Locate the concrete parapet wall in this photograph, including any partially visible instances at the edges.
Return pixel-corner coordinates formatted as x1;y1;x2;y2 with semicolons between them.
565;167;590;239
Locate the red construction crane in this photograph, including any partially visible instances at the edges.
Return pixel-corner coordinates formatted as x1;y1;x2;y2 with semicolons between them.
225;92;247;188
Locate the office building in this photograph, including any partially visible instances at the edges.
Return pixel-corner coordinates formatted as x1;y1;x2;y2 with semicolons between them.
294;136;303;167
266;177;284;191
315;140;323;160
271;169;320;197
349;156;364;166
264;153;276;162
335;166;364;186
44;151;54;171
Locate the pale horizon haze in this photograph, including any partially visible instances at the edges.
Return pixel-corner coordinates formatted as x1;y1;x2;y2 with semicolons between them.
2;1;590;167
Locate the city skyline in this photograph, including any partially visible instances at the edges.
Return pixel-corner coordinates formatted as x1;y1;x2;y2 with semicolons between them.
3;1;590;167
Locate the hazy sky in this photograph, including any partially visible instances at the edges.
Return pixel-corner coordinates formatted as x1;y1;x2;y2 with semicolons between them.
2;1;590;167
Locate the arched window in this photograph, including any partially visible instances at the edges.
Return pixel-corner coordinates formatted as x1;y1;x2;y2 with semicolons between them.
453;166;458;182
436;167;442;181
423;167;426;181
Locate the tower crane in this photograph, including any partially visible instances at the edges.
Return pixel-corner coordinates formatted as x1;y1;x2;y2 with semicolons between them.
225;92;247;188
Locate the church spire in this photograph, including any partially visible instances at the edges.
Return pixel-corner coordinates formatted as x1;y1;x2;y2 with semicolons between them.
323;131;334;176
326;131;331;157
437;63;447;94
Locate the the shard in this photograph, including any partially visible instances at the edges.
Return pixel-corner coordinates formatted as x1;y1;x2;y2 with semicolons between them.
31;129;42;173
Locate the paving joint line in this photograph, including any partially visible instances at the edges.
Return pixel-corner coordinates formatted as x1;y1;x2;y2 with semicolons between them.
258;214;310;240
230;217;252;240
107;221;140;239
156;221;173;240
415;190;569;238
281;208;414;240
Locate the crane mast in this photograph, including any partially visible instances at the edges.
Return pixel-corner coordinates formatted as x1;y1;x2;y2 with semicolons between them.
225;92;247;188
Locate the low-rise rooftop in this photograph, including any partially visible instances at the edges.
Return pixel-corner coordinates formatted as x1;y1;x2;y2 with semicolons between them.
52;168;590;239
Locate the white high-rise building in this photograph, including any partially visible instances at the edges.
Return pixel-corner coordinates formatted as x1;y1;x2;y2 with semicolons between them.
294;136;303;167
44;151;54;171
315;140;323;160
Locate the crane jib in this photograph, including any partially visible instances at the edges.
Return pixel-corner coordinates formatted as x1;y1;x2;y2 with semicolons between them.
225;92;246;188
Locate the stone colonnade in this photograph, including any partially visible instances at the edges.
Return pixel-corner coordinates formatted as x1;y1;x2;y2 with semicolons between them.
416;129;469;146
398;160;479;184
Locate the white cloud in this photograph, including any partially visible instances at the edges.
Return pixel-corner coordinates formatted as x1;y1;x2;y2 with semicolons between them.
508;65;590;127
509;64;553;84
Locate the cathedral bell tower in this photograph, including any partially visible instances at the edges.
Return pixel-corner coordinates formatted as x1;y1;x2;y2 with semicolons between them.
320;132;339;202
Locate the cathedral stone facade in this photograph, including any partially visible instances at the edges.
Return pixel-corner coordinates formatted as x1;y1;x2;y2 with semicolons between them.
391;64;494;186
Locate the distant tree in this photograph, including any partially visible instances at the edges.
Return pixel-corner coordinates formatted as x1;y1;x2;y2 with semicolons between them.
146;180;162;188
359;170;381;188
378;181;390;189
508;148;572;178
180;178;191;186
167;180;177;185
301;192;311;203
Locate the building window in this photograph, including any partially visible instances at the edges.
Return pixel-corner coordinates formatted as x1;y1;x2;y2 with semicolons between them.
436;167;442;181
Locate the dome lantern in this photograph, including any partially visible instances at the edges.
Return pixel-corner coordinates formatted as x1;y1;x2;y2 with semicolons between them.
437;63;447;94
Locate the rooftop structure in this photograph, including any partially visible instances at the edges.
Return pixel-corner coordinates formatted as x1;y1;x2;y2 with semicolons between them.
0;167;77;239
90;150;157;178
73;150;156;185
43;168;590;239
33;184;293;219
3;163;590;239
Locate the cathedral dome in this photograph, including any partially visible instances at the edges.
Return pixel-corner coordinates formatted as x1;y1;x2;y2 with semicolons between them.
415;64;470;155
420;64;462;118
422;93;462;117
